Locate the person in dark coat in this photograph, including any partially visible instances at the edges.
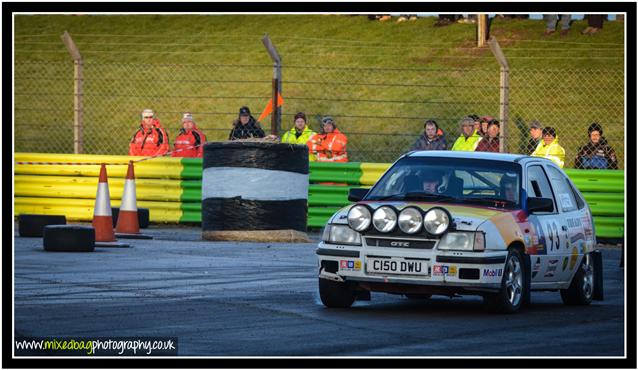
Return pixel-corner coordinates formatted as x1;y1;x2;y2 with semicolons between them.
525;120;543;155
228;106;265;140
475;119;501;152
575;122;618;169
410;119;447;151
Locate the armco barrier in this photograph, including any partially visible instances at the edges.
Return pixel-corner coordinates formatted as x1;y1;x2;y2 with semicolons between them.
14;153;624;238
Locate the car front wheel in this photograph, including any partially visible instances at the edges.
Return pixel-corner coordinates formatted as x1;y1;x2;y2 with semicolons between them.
560;253;594;305
319;278;356;308
484;248;526;313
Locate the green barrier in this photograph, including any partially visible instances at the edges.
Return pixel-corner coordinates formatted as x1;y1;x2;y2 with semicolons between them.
308;207;342;228
309;162;362;184
181;158;204;180
308;185;353;206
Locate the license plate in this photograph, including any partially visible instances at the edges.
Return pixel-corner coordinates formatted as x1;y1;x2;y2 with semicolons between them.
366;258;428;276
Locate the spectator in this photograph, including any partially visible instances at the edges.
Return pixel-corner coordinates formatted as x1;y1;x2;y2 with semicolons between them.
479;115;493;137
475;119;501;152
307;116;348;162
531;126;566;168
575;122;618;169
525;120;543;155
281;112;317;161
410;119;447;151
543;14;572;36
451;116;482;151
582;15;604;34
469;114;481;135
228;106;265;140
129;108;170;157
172;112;206;158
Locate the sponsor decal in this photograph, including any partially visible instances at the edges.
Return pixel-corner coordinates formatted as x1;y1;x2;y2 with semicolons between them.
545;259;558;277
340;259;361;271
569;247;579;270
532;257;541;278
432;264;457;277
562;256;568;271
482;268;503;278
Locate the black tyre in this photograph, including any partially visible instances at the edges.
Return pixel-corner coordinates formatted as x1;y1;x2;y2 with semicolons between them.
405;294;432;300
43;225;95;252
112;207;150;229
560;253;594;305
484;248;526;313
319;278;356;308
18;214;66;237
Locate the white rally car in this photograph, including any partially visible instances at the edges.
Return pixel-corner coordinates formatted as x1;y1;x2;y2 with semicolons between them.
316;151;603;313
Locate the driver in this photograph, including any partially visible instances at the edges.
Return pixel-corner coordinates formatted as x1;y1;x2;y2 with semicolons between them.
422;171;443;193
500;174;518;202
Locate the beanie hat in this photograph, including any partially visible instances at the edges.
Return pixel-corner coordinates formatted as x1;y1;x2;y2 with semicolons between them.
480;115;494;123
294;112;307;122
182;112;194;123
142;109;154;118
239;106;251;116
460;117;475;126
588;122;603;136
542;126;557;137
529;120;542;129
321;115;336;126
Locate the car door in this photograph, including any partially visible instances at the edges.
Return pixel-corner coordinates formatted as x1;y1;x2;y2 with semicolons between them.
525;164;562;284
544;164;587;283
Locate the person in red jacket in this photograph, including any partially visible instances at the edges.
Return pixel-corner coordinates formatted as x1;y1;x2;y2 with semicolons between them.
129;109;170;157
172;112;207;158
307;116;348;162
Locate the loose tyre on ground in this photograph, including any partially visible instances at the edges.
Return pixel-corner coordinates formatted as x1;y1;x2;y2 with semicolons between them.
43;225;95;252
560;253;594;305
18;214;66;237
484;248;526;313
319;278;356;308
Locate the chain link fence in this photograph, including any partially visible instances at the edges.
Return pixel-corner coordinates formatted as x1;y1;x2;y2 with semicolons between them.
14;57;624;168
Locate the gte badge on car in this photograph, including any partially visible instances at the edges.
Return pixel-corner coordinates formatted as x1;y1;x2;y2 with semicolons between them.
316;151;603;313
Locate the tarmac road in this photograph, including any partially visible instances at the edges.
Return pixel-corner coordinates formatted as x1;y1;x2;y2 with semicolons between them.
12;223;625;357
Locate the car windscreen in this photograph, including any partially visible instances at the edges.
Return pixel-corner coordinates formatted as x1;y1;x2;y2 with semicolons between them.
365;156;523;209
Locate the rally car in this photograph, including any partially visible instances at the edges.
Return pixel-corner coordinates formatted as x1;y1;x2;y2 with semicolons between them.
316;151;603;313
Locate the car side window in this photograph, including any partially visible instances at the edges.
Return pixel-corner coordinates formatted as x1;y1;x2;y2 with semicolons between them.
567;179;586;210
545;166;578;212
526;165;557;212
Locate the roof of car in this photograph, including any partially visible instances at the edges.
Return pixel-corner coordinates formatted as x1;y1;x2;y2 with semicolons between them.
406;151;530;163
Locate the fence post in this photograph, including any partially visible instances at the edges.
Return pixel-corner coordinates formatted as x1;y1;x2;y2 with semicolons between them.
61;31;84;154
477;14;488;47
488;37;509;153
262;33;282;136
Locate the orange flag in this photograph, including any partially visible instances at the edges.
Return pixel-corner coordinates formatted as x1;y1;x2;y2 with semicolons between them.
257;93;284;122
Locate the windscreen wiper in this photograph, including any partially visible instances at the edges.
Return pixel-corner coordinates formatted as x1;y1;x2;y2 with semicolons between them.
463;197;516;207
373;192;459;202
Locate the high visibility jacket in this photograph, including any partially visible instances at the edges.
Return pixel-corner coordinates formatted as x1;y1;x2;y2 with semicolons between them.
281;126;317;161
172;122;206;158
532;136;566;168
129;119;170;157
451;130;481;151
307;128;348;162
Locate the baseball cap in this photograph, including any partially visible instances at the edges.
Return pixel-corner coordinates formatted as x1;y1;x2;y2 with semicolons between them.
461;117;475;126
529;120;542;129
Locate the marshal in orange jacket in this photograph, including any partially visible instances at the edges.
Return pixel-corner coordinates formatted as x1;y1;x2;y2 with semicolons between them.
307;128;349;162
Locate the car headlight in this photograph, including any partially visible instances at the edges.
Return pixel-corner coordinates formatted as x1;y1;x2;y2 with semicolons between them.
437;232;485;251
373;206;397;233
423;207;450;235
347;205;371;232
323;224;362;246
398;207;423;234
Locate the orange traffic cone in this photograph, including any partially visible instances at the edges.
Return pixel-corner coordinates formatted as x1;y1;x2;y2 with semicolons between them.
115;161;152;239
92;164;116;242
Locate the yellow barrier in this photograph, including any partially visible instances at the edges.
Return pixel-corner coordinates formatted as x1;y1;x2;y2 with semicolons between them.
15;197;182;223
14;175;183;202
15;153;184;179
360;163;391;186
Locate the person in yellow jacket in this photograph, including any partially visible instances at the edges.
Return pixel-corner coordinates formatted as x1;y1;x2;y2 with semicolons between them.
531;126;566;168
451;116;482;151
281;112;317;161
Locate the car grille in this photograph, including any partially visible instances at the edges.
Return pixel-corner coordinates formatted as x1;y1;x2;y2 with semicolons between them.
365;237;436;249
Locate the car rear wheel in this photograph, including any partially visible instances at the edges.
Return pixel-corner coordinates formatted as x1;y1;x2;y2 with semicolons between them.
560;253;594;305
319;278;356;308
484;248;525;313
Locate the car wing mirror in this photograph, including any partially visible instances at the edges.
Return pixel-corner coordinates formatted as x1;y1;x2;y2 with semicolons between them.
527;197;554;213
348;188;369;202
